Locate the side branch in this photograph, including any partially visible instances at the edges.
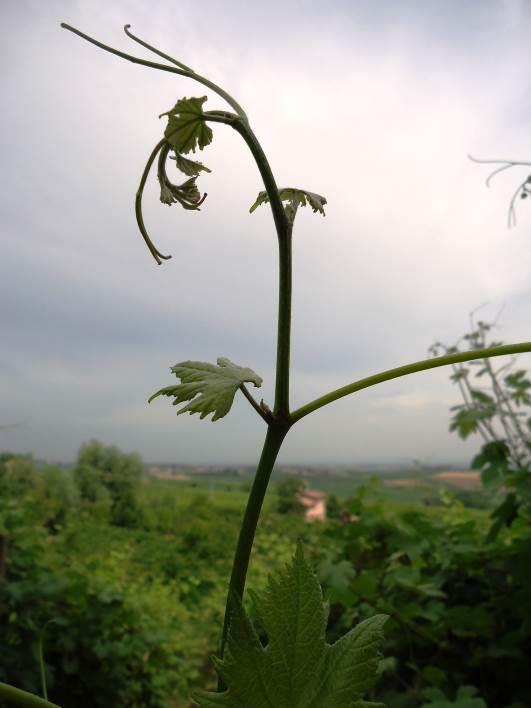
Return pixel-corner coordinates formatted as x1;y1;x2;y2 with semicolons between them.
468;154;531;226
230;120;291;418
290;343;531;424
202;112;291;419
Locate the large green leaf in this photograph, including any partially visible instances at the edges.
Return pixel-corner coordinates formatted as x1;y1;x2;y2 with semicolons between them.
194;544;387;707
160;96;213;154
250;188;327;223
149;358;262;422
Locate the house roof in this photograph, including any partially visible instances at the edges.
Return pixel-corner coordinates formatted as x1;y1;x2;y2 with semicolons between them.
298;490;326;504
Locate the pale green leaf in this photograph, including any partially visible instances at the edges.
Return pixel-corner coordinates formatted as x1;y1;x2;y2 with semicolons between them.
194;544;387;707
171;151;212;177
158;143;207;210
149;358;262;422
161;96;213;154
250;188;327;223
159;175;203;209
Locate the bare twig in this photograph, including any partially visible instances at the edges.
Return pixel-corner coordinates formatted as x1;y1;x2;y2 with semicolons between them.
468;155;531;227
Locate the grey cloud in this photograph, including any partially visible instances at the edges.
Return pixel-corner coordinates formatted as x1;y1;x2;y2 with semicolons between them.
1;0;530;465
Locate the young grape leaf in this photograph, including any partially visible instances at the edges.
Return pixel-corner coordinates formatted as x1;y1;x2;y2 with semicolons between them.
194;544;387;707
159;175;202;208
158;143;208;210
149;358;262;422
170;150;212;177
160;96;213;154
250;188;327;223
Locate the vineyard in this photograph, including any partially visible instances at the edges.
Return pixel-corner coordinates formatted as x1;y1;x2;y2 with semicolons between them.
1;448;530;707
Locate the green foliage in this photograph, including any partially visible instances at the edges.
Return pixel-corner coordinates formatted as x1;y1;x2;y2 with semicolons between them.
33;466;77;532
150;358;263;421
0;524;195;706
2;464;531;706
74;441;143;527
276;477;306;515
74;464;110;504
421;685;487;708
326;493;342;520
0;455;37;496
195;545;387;707
471;440;511;486
433;318;531;539
250;188;327;223
0;470;312;706
161;96;213;154
317;485;531;707
449;400;495;440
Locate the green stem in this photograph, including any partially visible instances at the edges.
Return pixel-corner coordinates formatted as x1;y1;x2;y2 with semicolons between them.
230;121;289;255
219;423;289;663
201;113;293;680
199;114;293;679
0;683;60;708
204;111;293;419
230;120;291;419
290;342;531;424
274;226;293;419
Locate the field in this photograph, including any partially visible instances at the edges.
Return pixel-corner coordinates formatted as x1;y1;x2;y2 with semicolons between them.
147;462;485;500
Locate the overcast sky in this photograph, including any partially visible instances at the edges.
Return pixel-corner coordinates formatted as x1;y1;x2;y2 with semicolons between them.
1;0;530;466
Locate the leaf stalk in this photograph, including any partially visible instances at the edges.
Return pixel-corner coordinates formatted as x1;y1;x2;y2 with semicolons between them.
239;384;272;423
